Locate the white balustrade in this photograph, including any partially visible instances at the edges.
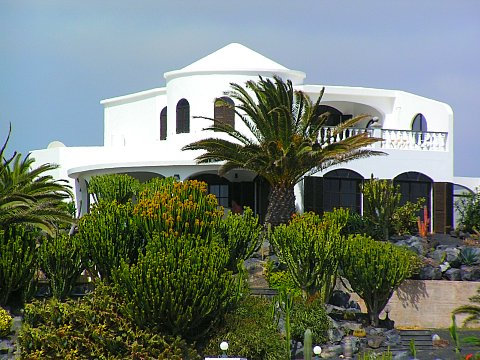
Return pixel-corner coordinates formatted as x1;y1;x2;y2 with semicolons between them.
318;127;447;152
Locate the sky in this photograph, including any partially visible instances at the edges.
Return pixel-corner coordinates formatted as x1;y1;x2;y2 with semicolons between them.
1;1;479;176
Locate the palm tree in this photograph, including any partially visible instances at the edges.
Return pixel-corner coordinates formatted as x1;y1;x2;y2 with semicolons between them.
0;127;74;233
183;76;384;226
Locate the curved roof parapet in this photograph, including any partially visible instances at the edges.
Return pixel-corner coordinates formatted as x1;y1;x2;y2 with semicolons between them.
164;43;306;84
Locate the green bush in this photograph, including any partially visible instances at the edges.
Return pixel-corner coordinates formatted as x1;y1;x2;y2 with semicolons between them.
38;233;83;300
361;177;401;241
203;296;286;360
270;210;348;301
290;295;330;345
88;173;140;204
0;306;12;338
392;198;425;236
0;226;37;306
456;188;480;233
113;231;236;341
218;207;262;271
133;179;223;240
341;235;418;326
77;200;142;282
19;283;200;359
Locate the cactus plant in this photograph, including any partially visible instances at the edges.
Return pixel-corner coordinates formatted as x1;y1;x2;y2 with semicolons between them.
0;226;37;306
341;234;418;326
0;306;12;338
113;231;236;340
270;209;348;301
88;173;140;204
115;180;237;340
77;200;142;282
218;207;262;272
133;179;223;241
361;176;401;241
38;233;83;300
304;329;312;360
417;205;430;237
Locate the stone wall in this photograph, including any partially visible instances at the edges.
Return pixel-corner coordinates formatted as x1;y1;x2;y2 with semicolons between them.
349;280;480;328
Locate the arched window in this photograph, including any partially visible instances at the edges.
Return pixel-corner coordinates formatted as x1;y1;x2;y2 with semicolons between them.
176;99;190;134
394;171;432;221
412;113;427;132
214;97;235;130
323;169;363;213
189;173;230;208
317;105;352;127
160;106;167;140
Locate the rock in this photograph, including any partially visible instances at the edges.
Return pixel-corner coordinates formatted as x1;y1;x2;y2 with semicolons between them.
341;336;361;354
461;265;480;281
384;329;402;347
327;326;345;344
367;335;385;349
320;344;343;358
445;268;462;281
329;290;350;308
408;241;425;255
347;300;361;310
393;350;410;360
419;265;442;280
439;262;450;272
430;249;447;262
342;321;363;332
445;247;461;263
368;327;385;336
243;258;268;287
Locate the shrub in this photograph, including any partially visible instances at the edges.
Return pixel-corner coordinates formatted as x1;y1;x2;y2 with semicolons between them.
270;210;348;301
392;198;425;235
38;233;83;300
460;248;480;266
77;200;142;282
456;188;480;233
19;283;200;359
203;296;286;360
290;295;330;345
113;231;236;341
218;207;262;271
341;235;418;326
133;179;223;240
0;306;12;338
0;226;37;306
88;173;140;204
361;177;401;241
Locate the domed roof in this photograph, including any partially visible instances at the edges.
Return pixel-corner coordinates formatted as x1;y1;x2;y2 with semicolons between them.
164;43;305;84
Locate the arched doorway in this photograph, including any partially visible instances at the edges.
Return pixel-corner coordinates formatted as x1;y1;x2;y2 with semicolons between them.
394;171;432;222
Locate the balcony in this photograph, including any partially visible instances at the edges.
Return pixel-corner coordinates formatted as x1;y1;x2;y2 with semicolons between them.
319;126;448;152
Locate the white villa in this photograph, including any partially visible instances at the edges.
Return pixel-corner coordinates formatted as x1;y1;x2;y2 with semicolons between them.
31;43;480;232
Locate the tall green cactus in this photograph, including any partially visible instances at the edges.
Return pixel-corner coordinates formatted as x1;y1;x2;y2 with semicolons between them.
0;226;37;306
270;209;348;301
113;231;236;340
361;176;401;241
341;234;419;326
38;234;83;300
133;180;223;241
77;200;142;282
218;207;262;272
88;173;140;204
304;329;312;360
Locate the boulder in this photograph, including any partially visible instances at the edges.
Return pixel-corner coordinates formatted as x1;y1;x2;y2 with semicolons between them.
329;290;350;308
445;268;462;281
429;249;446;263
419;265;442;280
320;344;343;358
461;265;480;281
367;335;385;349
393;350;410;360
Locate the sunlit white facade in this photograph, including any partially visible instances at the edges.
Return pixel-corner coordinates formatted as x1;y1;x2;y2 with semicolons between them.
31;43;479;231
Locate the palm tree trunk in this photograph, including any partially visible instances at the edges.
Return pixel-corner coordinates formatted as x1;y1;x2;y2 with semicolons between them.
264;185;296;227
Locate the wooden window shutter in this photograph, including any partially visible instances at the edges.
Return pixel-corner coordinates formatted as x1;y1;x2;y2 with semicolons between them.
433;182;453;234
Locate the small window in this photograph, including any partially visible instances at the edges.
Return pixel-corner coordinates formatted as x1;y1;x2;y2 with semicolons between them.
176;99;190;134
412;113;427;132
160;106;167;140
214;97;235;130
209;184;229;207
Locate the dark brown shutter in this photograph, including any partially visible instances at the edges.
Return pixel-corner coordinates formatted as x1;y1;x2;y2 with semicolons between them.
304;176;323;214
433;182;453;233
